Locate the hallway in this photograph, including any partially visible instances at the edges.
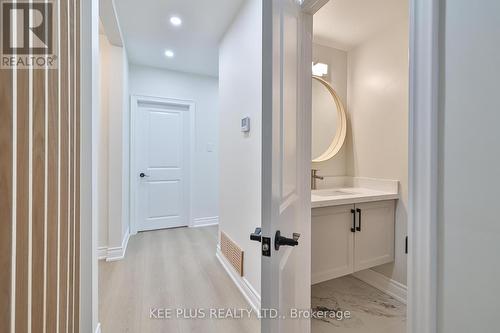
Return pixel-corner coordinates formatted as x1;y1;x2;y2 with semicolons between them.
99;226;259;333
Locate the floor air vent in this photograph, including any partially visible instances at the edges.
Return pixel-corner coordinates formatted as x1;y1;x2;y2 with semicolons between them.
220;231;244;276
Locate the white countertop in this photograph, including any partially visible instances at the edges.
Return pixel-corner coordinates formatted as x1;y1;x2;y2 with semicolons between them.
311;187;399;208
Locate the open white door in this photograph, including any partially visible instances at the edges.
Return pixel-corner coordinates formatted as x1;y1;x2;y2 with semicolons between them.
260;0;316;332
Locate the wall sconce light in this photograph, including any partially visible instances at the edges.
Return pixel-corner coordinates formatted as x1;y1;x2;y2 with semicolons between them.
312;62;328;77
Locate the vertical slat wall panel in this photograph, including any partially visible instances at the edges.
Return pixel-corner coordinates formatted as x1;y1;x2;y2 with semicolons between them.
15;68;29;333
68;0;76;331
74;1;81;330
0;65;13;333
46;64;59;333
1;0;81;332
32;54;46;332
47;3;61;333
59;0;70;331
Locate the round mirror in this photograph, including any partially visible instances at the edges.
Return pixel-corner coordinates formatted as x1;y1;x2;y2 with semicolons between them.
312;76;347;162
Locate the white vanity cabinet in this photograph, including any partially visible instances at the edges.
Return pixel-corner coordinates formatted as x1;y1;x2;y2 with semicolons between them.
353;201;396;271
312;200;395;284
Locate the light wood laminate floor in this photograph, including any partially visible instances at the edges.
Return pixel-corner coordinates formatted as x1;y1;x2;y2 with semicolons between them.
99;226;260;333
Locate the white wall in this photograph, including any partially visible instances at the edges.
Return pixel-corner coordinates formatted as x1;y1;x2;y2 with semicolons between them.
311;43;348;176
121;47;130;239
98;32;130;250
128;65;219;222
98;33;110;247
345;13;409;285
438;1;500;331
218;0;262;296
107;39;130;247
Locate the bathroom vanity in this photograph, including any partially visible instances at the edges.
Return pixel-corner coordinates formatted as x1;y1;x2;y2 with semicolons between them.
309;72;400;285
311;178;398;285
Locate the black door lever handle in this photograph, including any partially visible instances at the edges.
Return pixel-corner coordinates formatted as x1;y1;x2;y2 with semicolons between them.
274;230;299;250
250;227;262;242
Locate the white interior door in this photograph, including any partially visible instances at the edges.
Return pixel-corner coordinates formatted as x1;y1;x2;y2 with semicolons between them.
133;97;191;232
261;1;313;332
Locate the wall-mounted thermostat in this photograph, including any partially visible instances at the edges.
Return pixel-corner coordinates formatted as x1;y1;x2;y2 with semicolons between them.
241;117;251;133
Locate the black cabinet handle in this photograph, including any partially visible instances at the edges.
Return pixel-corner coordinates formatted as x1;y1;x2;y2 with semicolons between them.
351;209;356;232
356;208;362;231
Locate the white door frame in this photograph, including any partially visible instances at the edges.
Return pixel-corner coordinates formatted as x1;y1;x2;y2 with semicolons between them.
81;0;439;332
407;0;439;332
80;0;99;332
129;95;195;234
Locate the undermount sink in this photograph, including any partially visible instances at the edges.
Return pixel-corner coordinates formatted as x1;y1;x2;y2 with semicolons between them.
312;189;357;197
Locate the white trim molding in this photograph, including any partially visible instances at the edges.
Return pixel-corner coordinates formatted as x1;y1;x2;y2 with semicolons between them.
97;247;107;260
353;270;407;305
216;245;261;314
80;0;100;331
190;216;219;228
106;229;130;261
98;228;131;262
408;0;439;332
301;0;329;14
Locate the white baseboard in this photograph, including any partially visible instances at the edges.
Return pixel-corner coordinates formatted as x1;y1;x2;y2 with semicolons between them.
191;216;219;228
95;322;101;333
216;245;260;314
97;247;107;260
98;228;131;262
353;269;407;304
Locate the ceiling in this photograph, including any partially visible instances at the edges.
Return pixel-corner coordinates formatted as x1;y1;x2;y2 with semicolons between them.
313;0;407;51
114;0;245;77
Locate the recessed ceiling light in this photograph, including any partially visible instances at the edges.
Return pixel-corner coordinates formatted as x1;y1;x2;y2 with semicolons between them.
165;50;174;58
170;16;182;26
